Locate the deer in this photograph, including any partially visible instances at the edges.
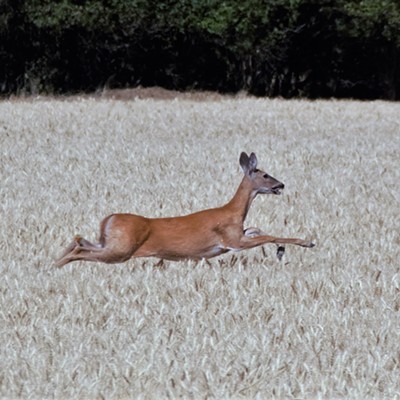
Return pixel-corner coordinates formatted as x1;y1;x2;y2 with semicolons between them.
55;152;315;267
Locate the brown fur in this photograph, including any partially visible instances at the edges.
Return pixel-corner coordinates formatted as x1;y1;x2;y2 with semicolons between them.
55;152;314;267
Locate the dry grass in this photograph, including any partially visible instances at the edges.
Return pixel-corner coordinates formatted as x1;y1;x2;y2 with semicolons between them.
1;92;399;399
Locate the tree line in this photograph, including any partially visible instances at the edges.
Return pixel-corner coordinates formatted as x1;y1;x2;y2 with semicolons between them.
1;0;399;99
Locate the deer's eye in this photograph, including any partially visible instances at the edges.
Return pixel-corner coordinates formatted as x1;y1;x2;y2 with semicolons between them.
264;174;269;179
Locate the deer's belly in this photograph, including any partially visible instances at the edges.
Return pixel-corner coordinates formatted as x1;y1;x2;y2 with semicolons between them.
135;243;232;261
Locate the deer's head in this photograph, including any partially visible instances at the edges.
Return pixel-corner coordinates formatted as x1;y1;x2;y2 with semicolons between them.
240;152;284;195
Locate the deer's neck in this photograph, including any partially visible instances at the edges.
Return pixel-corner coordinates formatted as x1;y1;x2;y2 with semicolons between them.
224;177;257;224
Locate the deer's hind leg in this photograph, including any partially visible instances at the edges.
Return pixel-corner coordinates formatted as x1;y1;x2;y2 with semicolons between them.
55;233;137;267
55;214;151;267
55;235;107;267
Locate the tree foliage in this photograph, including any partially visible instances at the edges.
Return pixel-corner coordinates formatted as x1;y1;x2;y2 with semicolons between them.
1;0;399;98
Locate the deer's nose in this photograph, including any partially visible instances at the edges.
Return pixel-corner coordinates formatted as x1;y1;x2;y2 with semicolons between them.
273;183;285;190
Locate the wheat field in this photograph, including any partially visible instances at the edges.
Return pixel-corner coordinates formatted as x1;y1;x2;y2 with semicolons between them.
0;92;399;399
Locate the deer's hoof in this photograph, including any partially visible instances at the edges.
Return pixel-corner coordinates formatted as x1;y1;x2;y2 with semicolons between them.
276;246;285;260
74;235;83;244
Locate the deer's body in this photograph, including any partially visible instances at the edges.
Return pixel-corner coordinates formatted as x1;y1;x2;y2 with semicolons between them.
56;152;314;267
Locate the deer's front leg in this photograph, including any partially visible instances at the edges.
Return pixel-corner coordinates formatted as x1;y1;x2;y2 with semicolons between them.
243;227;265;237
239;234;315;249
243;228;289;260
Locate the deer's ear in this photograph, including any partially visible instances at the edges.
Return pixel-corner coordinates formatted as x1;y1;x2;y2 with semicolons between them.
240;152;258;174
240;152;250;173
249;153;258;171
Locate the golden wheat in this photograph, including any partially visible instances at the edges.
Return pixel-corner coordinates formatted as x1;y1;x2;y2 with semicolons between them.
0;93;399;399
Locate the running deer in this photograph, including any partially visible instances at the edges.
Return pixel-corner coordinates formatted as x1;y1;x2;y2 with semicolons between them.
55;152;314;267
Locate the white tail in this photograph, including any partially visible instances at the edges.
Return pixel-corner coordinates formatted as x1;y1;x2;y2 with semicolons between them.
55;152;314;267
